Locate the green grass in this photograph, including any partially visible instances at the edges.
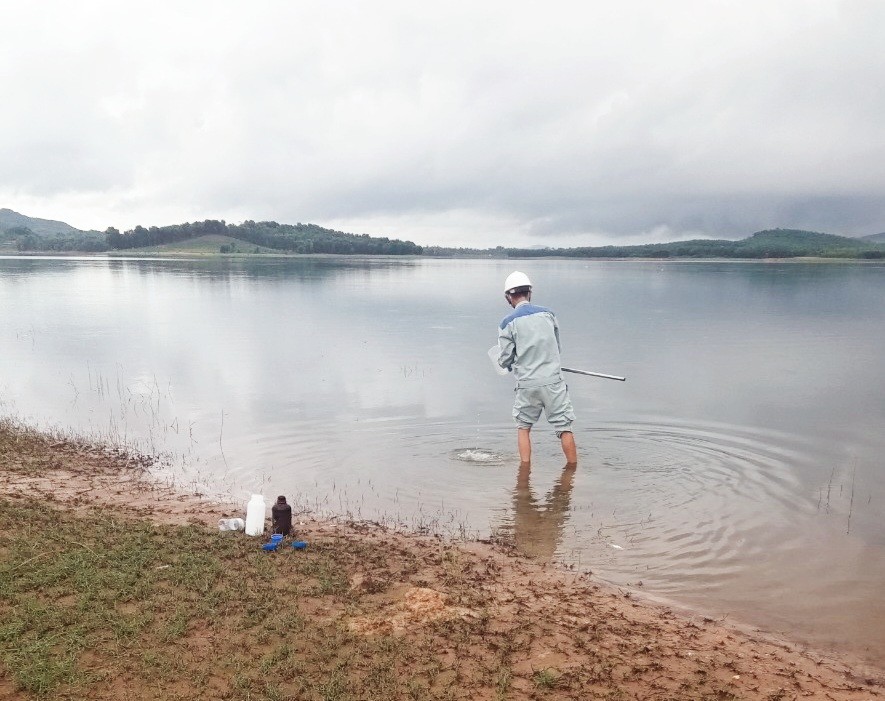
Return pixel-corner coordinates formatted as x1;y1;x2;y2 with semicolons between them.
0;500;269;697
0;498;497;700
533;668;560;690
111;234;279;255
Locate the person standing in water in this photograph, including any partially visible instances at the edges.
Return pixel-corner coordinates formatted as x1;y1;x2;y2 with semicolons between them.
496;271;577;465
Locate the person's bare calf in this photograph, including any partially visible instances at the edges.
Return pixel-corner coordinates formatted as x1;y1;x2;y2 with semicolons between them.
517;427;532;465
560;431;577;465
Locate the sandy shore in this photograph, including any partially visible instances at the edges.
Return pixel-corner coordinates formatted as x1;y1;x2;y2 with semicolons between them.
1;419;883;700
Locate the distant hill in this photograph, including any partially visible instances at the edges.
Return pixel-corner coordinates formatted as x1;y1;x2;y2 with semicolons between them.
0;208;88;237
427;228;885;260
0;212;422;255
592;228;884;258
860;232;885;243
0;209;105;251
107;219;423;255
736;229;880;256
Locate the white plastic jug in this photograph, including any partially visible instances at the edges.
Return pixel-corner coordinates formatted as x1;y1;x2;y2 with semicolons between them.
245;494;266;536
488;345;509;376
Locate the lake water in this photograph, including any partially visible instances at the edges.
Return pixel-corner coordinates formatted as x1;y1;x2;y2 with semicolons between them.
2;255;884;664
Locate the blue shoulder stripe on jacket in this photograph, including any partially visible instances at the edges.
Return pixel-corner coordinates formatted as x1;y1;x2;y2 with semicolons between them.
499;304;554;329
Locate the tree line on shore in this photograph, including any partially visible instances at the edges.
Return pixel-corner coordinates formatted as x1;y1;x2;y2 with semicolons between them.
105;220;423;255
423;229;885;259
3;217;884;259
1;226;108;252
5;219;423;255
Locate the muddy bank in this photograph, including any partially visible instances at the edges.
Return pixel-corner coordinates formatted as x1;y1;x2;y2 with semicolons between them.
1;419;882;700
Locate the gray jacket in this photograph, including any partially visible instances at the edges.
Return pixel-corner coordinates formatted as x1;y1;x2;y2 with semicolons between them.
497;302;564;388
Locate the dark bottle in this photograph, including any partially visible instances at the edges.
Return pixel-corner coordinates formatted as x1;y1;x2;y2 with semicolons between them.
271;495;292;536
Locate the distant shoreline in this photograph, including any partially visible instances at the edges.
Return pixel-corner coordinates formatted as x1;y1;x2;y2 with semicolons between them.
4;211;883;261
2;250;884;264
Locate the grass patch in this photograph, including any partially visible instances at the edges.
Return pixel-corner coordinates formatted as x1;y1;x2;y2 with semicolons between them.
0;498;503;700
533;667;560;690
111;234;278;256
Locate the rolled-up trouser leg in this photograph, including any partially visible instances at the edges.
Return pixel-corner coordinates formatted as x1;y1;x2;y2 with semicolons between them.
543;381;576;437
513;386;543;429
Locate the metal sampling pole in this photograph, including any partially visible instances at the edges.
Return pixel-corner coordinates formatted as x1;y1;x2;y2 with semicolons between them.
562;367;626;382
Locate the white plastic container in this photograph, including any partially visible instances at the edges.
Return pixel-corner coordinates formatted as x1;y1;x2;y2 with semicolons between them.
244;494;266;536
488;345;509;376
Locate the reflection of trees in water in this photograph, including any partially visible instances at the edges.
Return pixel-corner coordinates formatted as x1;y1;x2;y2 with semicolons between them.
113;256;417;283
511;462;576;562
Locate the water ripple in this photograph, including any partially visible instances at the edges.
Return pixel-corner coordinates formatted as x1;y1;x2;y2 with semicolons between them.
485;418;818;586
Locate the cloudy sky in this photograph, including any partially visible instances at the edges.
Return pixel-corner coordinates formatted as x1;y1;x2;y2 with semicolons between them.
2;1;884;247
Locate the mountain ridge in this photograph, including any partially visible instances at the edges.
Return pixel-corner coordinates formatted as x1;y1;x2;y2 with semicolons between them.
0;208;91;237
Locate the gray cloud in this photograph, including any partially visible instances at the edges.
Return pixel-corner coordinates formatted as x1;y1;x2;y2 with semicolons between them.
1;1;884;246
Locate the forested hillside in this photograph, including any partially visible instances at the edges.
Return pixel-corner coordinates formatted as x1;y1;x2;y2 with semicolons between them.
0;209;105;251
2;215;422;255
0;208;88;237
425;229;885;259
106;219;423;255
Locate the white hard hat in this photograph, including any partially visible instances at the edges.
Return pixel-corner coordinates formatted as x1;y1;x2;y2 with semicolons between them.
503;271;532;293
